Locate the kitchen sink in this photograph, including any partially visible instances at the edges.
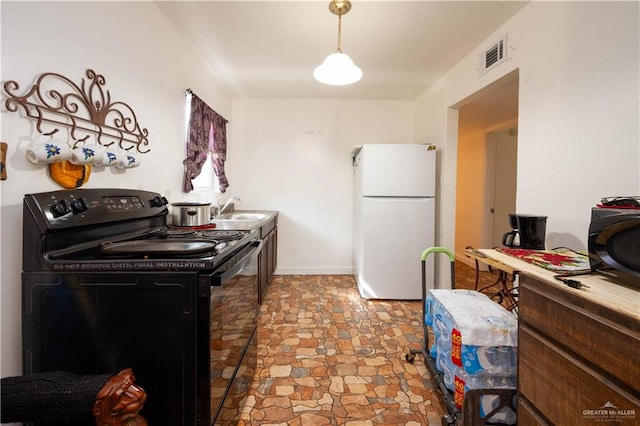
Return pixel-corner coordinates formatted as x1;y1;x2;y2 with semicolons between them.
214;212;270;221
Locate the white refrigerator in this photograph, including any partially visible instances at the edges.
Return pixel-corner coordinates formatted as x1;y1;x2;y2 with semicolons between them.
352;144;436;300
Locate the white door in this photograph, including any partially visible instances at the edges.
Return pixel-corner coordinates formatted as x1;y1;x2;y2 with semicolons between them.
485;127;518;248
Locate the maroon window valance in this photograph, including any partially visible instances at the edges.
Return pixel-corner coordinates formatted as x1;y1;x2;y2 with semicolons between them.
182;91;229;193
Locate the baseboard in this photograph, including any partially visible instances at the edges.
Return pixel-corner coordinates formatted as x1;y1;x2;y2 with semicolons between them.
274;267;354;275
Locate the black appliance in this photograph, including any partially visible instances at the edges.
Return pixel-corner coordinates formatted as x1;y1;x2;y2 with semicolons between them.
21;188;261;425
502;213;547;250
588;197;640;288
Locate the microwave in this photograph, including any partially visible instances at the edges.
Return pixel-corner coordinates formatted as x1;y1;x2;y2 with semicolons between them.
588;206;640;288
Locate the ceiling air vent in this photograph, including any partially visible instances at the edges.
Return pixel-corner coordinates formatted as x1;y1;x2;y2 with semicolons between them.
480;35;508;75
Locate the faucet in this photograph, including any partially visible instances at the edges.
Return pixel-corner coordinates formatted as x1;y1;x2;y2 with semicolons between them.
215;196;241;217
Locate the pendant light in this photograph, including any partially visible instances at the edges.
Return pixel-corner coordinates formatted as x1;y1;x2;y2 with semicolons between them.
313;0;363;86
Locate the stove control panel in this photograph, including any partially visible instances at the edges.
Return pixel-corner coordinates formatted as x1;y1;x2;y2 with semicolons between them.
103;196;145;211
24;188;169;229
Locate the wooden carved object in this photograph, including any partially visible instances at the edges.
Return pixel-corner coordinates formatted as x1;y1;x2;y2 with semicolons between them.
0;142;7;180
93;369;148;426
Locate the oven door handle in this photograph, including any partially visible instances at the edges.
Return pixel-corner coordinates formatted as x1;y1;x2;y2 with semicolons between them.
214;239;263;285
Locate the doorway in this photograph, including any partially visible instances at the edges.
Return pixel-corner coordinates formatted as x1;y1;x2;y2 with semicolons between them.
485;125;518;248
454;71;519;265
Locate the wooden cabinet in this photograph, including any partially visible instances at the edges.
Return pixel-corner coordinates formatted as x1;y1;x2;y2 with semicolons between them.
518;273;640;425
258;215;277;304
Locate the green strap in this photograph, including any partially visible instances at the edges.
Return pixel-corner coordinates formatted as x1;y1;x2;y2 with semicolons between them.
421;246;455;262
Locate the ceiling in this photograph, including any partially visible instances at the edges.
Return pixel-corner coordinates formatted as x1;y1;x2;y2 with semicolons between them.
157;1;527;100
458;74;519;136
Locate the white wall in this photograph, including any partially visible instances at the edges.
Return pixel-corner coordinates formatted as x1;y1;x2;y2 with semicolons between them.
414;1;639;283
0;1;233;377
229;98;414;274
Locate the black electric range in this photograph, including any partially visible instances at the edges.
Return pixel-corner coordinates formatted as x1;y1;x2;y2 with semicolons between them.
21;188;261;425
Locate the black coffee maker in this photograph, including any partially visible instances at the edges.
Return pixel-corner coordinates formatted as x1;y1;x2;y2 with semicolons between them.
502;214;548;249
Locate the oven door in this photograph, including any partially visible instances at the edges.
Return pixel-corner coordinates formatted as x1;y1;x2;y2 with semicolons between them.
206;239;262;424
23;271;201;426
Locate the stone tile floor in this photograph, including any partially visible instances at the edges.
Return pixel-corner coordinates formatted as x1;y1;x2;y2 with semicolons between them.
231;262;498;425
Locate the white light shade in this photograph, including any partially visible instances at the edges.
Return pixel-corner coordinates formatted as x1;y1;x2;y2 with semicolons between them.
313;52;363;86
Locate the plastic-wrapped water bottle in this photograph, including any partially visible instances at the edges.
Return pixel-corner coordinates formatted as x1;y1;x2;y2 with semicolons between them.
434;334;453;373
434;315;453;342
437;352;455;390
454;372;516;412
480;346;517;373
478;393;517;425
462;345;518;375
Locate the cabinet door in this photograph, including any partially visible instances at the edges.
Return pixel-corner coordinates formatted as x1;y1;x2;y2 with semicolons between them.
267;226;277;281
258;228;271;304
517;397;551;426
519;324;640;423
519;275;640;391
518;274;640;425
257;226;278;304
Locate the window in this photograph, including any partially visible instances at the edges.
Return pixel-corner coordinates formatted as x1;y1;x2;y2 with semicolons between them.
182;90;229;193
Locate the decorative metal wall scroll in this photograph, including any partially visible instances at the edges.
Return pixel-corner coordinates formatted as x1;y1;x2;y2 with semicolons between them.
3;69;150;153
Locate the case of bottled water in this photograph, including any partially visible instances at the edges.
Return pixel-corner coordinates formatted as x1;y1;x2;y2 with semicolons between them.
424;289;518;424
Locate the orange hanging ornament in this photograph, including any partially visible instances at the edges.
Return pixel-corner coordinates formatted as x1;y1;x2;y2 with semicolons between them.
49;160;91;188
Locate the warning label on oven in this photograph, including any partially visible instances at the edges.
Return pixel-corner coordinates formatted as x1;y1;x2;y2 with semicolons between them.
52;261;209;270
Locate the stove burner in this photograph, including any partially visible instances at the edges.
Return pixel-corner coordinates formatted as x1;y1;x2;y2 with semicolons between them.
163;228;198;238
162;227;245;242
200;230;244;241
